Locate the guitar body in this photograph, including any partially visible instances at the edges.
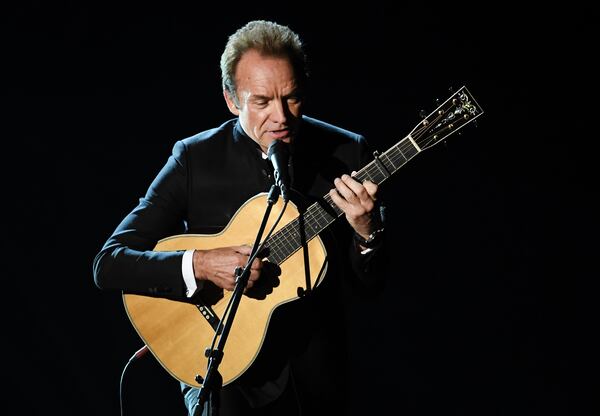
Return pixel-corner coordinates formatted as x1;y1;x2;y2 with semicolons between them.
122;193;328;387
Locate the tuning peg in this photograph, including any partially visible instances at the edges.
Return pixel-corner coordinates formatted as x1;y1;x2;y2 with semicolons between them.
419;109;427;118
448;86;454;93
472;120;478;128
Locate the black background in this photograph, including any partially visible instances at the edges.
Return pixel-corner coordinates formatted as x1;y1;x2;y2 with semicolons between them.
4;2;592;415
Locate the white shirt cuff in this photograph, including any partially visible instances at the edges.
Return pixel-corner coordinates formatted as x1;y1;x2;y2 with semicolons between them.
182;249;198;298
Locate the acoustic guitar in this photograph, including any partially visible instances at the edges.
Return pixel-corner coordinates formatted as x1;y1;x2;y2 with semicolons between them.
122;86;484;387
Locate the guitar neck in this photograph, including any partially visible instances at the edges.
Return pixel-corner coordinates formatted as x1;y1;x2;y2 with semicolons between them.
265;85;484;265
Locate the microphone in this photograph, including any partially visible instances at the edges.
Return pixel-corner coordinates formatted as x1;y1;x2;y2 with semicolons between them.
267;140;291;202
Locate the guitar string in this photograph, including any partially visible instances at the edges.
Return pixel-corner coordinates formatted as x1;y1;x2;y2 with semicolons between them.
267;88;485;259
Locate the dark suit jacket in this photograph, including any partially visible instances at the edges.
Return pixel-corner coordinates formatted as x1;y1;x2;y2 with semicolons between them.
93;115;386;409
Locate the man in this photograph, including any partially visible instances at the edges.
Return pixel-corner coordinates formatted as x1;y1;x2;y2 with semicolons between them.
94;20;387;415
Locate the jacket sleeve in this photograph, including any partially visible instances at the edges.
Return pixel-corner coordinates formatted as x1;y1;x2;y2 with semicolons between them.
346;135;389;290
92;141;191;299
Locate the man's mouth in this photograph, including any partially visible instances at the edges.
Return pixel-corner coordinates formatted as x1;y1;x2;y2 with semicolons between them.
269;129;290;139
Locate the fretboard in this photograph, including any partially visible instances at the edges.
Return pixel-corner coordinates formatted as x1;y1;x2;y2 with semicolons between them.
265;135;420;265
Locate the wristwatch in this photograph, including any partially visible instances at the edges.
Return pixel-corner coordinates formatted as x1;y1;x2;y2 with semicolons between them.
353;227;385;249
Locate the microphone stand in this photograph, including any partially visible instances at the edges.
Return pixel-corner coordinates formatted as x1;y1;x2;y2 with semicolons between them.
192;185;282;416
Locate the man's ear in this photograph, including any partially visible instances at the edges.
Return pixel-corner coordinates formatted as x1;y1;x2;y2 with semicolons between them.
223;90;240;116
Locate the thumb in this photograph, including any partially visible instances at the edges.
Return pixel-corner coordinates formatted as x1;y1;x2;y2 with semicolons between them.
235;245;253;255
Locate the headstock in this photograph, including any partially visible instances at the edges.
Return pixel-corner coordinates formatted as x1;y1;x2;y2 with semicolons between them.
411;86;483;151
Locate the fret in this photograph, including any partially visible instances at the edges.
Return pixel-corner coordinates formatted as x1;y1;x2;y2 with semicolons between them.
381;152;397;171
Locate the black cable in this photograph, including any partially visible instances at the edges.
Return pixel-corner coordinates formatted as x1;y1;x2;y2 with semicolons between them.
120;345;148;416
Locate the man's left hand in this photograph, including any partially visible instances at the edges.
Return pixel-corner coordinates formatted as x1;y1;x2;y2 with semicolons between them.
329;172;378;239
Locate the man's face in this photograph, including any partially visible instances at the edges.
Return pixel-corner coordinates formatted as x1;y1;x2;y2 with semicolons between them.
224;49;303;153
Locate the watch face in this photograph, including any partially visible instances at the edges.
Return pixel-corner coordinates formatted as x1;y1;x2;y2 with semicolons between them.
354;232;375;248
355;228;385;248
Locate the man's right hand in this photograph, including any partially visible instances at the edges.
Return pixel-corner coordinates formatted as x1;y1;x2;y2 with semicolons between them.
192;245;262;291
